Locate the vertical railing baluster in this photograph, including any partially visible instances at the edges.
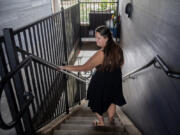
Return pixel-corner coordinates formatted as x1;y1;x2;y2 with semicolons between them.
55;74;61;116
64;73;69;114
50;16;56;65
40;21;48;94
42;20;52;119
46;17;55;119
38;22;50;123
61;5;69;113
60;16;65;65
54;13;63;116
77;72;81;105
37;23;46;102
56;13;62;65
28;62;40;127
54;15;59;65
50;15;58;118
61;93;65;114
49;16;56;91
56;74;60;115
21;31;36;116
27;27;40;110
27;27;41;128
32;25;45;124
41;21;50;100
44;18;54;111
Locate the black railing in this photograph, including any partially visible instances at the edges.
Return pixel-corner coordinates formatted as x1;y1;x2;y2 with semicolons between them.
123;55;180;80
0;54;86;128
0;3;85;135
64;4;81;59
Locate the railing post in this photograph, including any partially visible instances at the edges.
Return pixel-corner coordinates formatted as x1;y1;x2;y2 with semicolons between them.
61;6;68;64
78;0;82;47
3;28;34;135
62;62;69;114
77;72;81;105
61;1;70;114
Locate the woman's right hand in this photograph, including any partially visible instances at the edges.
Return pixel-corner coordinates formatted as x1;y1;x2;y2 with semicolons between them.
57;66;64;71
57;66;71;71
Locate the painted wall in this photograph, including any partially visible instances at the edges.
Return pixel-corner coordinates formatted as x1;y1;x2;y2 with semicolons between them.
0;0;52;35
120;0;180;135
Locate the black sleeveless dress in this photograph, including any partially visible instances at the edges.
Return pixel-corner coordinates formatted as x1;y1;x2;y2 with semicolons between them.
87;66;126;115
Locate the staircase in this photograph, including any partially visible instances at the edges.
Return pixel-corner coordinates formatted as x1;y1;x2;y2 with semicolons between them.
53;104;128;135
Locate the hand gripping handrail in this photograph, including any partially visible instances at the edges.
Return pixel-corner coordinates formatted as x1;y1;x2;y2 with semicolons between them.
0;55;87;129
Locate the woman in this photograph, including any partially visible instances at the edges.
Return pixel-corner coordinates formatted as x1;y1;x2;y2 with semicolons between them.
58;25;126;126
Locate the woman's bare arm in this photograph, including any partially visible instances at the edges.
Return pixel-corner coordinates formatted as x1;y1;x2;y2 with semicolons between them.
58;50;104;72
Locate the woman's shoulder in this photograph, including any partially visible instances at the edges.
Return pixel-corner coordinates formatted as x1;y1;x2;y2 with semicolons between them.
95;49;104;57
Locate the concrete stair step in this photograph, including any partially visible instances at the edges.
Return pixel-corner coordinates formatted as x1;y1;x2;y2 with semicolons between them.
54;129;126;135
67;116;97;120
73;107;118;117
65;118;121;125
71;113;96;117
67;116;118;121
71;112;118;117
59;123;123;132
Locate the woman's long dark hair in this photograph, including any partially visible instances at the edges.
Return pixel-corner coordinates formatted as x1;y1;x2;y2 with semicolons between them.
95;25;124;72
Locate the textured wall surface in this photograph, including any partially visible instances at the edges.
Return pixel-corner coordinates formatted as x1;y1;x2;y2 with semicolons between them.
120;0;180;135
0;0;52;35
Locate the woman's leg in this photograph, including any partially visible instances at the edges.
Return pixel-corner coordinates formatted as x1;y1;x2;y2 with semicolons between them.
94;113;105;126
107;104;116;123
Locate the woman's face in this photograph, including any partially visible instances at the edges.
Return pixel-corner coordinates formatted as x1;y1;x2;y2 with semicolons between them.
95;32;108;48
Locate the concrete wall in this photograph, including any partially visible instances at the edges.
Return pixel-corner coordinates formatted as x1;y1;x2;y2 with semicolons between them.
0;0;52;35
120;0;180;135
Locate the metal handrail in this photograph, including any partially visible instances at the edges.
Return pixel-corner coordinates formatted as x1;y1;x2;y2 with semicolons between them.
123;55;180;80
15;47;87;83
30;55;87;83
0;55;87;129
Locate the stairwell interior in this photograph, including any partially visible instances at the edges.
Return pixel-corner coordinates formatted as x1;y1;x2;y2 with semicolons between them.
1;0;180;135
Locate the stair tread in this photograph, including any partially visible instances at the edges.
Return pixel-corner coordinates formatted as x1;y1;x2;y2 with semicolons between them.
61;123;122;127
59;123;123;132
72;113;118;117
65;118;121;125
67;116;118;121
54;129;126;135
